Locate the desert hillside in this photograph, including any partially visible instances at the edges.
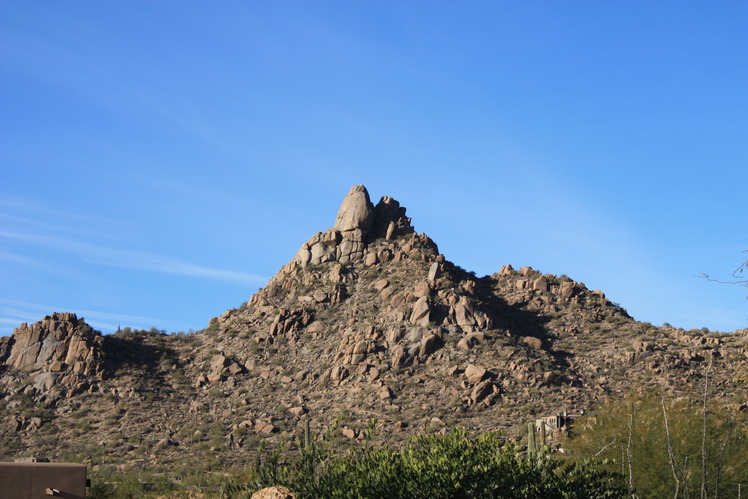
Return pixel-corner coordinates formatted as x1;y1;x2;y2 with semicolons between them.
0;185;745;472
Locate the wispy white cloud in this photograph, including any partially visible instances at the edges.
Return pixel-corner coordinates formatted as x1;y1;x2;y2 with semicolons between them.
0;196;105;223
0;250;45;268
0;229;268;285
0;250;89;286
1;26;251;164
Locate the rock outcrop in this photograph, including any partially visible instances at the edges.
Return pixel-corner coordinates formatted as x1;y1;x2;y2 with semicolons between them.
294;185;416;267
3;313;104;378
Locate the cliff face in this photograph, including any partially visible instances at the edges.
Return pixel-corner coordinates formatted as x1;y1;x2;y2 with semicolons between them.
0;185;745;469
4;313;104;377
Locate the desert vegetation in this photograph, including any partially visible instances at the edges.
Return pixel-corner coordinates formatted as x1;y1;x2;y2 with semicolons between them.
82;387;747;498
88;425;626;498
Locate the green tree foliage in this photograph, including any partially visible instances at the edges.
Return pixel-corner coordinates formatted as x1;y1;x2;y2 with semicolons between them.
566;393;747;498
244;426;625;498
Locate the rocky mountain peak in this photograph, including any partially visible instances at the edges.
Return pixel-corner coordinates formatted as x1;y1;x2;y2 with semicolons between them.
294;185;416;268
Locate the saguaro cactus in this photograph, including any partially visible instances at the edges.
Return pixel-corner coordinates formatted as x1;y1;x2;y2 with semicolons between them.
304;418;311;450
539;422;546;448
528;422;536;455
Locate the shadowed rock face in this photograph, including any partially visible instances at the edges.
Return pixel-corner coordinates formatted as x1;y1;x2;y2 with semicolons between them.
0;336;12;365
3;313;104;378
371;195;407;240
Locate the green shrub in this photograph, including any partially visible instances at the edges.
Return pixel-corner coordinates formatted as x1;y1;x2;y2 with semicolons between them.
88;469;177;499
249;426;625;498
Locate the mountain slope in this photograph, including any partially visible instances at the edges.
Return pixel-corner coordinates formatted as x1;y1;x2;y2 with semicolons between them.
0;185;745;470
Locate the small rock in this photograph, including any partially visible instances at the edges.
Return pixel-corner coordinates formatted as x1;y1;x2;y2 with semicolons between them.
210;354;229;372
288;406;307;416
307;321;324;334
373;279;389;291
251;486;296;499
419;333;441;358
365;252;379;266
464;364;486;384
380;287;395;301
522;336;543;349
531;277;548;292
155;438;177;450
470;380;493;403
259;423;277;434
379;386;393;400
390;345;407;368
413;281;431;298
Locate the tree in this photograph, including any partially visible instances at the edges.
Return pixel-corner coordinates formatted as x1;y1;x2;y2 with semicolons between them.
565;392;748;498
697;250;748;299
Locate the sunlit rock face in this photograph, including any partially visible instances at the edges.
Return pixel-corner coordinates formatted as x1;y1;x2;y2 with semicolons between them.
334;184;375;235
4;312;104;378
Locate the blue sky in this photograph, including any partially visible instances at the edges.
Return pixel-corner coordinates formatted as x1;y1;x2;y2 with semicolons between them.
1;1;746;335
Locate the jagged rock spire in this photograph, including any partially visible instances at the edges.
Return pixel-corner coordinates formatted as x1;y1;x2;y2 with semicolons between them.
294;185;415;268
334;185;375;236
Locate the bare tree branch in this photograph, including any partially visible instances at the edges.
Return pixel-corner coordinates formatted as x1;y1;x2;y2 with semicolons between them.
713;411;738;499
701;356;713;499
628;404;636;495
594;439;617;457
696;250;748;299
663;397;681;499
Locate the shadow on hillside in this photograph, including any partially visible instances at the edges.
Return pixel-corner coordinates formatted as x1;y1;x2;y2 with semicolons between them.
101;331;180;377
475;277;573;370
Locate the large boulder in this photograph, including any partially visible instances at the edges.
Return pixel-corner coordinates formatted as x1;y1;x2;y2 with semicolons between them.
453;297;477;328
334;185;375;235
409;297;431;327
